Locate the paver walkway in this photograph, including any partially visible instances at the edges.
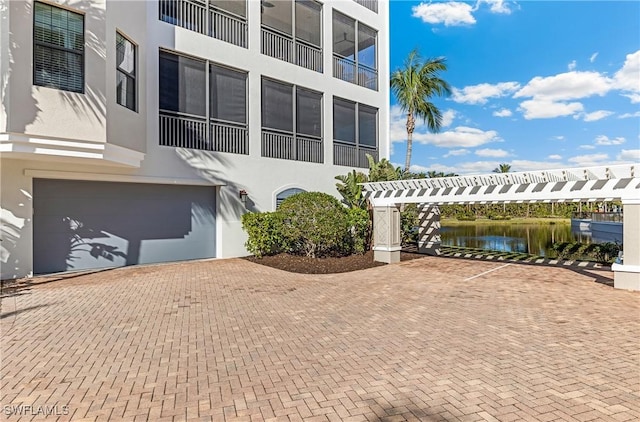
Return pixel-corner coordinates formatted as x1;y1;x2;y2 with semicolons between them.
1;257;638;421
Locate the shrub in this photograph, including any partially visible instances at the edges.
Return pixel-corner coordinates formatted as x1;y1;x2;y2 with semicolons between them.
241;212;288;257
400;203;419;245
279;192;351;258
347;207;371;254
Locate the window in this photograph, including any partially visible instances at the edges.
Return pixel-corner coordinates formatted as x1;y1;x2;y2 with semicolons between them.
332;11;378;90
34;1;84;93
210;64;247;125
116;32;136;111
159;51;206;117
261;78;323;163
333;97;378;168
276;188;306;208
159;50;248;154
261;0;322;72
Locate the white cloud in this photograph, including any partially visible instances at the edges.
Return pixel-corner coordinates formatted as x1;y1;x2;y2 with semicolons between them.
452;82;520;104
492;108;513;117
413;126;502;148
623;93;640;103
618;111;640;119
474;0;514;14
509;160;567;171
412;2;476;26
595;135;625;146
412;0;515;27
548;154;563;160
614;50;640;95
581;110;614;122
518;99;584;119
568;60;577;71
552;135;565;141
441;109;457;127
617;149;640;162
444;148;470;158
579;145;596;150
389;105;501;148
514;71;612;101
567;153;609;167
590;52;598;63
475;148;509;157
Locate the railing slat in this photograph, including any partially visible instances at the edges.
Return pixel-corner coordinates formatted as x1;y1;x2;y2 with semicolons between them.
333;55;378;90
333;142;377;168
160;0;247;48
262;27;322;73
261;130;323;163
159;111;248;154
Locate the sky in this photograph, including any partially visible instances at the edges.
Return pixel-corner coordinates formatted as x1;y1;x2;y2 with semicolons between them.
388;0;640;175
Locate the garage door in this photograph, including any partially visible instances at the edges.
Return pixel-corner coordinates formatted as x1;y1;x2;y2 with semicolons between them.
33;179;216;274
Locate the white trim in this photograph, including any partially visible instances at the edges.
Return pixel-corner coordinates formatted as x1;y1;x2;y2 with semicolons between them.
24;169;224;187
1;133;145;167
612;263;640;274
363;164;640;206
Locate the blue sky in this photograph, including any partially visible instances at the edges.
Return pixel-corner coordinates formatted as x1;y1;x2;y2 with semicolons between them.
388;0;640;174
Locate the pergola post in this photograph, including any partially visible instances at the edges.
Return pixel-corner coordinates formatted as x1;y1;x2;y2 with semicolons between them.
417;204;441;255
372;205;401;263
612;199;640;291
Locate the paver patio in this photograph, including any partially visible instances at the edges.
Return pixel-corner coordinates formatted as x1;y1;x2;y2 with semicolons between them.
1;257;639;421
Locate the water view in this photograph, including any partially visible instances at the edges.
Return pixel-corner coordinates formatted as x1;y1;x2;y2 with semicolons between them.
440;222;613;257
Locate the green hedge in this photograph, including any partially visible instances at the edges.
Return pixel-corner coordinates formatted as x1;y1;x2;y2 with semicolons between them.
241;212;289;258
242;192;370;258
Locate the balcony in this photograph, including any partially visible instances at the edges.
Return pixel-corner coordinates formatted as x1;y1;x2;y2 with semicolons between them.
333;142;377;168
159;111;248;154
353;0;378;13
333;55;378;90
159;0;247;48
261;27;323;73
262;129;323;163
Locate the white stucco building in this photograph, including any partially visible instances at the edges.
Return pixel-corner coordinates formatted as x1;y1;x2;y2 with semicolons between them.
0;0;390;279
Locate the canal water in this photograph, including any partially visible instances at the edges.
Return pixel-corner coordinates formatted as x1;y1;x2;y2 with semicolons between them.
440;223;601;257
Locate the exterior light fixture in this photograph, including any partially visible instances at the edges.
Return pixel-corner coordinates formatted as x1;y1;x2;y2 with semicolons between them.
239;189;248;204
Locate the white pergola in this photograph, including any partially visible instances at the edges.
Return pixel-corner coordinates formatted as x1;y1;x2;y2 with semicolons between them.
362;164;640;291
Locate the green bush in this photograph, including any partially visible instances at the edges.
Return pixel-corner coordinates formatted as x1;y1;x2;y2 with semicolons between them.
241;212;288;257
279;192;351;258
401;203;420;245
347;207;371;254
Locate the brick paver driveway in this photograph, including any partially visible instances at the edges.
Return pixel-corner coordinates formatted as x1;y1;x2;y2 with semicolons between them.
1;257;639;421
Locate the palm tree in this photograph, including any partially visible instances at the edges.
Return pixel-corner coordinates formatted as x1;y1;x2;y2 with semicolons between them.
391;49;451;173
493;163;512;173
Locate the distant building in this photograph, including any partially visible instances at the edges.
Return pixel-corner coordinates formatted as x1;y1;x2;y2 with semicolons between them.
0;0;390;278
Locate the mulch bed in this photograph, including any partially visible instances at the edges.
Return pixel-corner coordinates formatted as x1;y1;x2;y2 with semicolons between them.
243;250;426;274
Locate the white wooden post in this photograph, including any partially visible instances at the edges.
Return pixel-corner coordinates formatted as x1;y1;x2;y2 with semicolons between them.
372;205;401;263
612;199;640;290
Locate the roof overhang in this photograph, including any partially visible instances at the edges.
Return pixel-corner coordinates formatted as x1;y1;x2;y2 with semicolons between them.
0;133;145;168
362;164;640;206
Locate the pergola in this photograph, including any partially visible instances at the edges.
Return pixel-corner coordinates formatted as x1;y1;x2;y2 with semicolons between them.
361;164;640;290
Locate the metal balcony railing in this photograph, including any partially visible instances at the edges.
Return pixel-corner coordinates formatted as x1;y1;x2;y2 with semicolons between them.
160;111;248;154
159;0;247;48
261;27;323;73
333;54;378;90
333;141;378;168
353;0;378;13
261;129;323;163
